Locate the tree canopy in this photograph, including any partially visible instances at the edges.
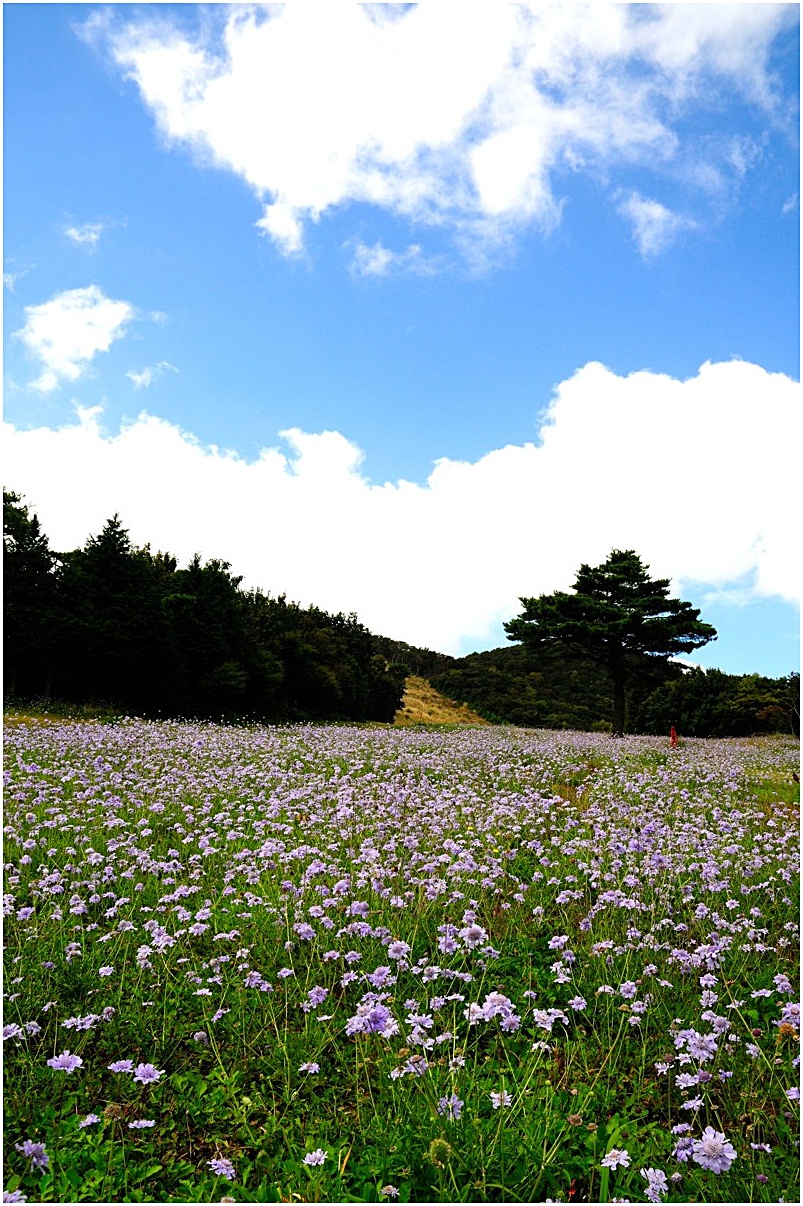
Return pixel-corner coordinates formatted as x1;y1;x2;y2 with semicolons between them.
504;549;717;735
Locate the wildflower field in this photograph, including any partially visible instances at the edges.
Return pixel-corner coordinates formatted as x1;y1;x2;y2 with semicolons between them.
3;718;800;1204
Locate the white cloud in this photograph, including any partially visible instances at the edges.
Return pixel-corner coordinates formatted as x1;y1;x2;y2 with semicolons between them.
127;361;178;389
64;221;105;250
87;4;796;262
13;285;134;392
348;240;441;278
617;191;696;257
3;359;799;653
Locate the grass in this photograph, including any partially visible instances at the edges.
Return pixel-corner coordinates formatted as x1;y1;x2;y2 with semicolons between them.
2;718;799;1203
393;677;490;727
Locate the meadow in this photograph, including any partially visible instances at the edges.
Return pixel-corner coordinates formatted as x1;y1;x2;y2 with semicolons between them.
2;718;799;1204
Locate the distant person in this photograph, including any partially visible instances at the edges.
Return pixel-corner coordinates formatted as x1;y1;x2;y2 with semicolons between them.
670;725;678;748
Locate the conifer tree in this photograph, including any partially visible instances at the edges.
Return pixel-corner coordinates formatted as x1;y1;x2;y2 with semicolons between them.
505;549;717;735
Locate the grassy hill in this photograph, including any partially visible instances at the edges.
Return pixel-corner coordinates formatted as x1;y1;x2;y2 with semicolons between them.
393;675;490;726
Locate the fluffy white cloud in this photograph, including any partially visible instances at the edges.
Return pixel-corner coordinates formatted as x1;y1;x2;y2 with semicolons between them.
87;3;795;261
126;361;178;389
64;221;105;250
4;359;799;653
14;285;134;392
348;239;441;278
617;192;696;257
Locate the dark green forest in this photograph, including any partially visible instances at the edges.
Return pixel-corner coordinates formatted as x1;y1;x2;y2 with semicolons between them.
4;491;799;735
4;492;405;723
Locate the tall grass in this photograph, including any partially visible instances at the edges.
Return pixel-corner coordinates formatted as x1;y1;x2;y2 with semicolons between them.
3;719;799;1203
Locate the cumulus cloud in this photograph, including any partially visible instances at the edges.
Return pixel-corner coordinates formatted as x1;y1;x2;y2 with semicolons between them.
126;361;178;389
85;3;796;263
63;221;105;250
618;192;696;257
4;359;799;653
13;285;134;392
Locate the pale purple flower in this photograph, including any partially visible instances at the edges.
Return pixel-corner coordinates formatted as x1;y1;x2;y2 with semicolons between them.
388;940;411;960
132;1062;164;1085
380;1186;399;1199
619;981;638;1000
78;1114;100;1128
691;1127;737;1173
47;1051;83;1073
4;1190;27;1202
299;1062;320;1074
303;1148;327;1166
601;1148;630;1169
16;1140;49;1172
640;1167;668;1202
108;1059;134;1073
208;1157;236;1180
673;1137;694;1162
307;986;328;1007
785;1086;800;1100
3;1024;23;1041
98;966;114;977
490;1089;512;1109
128;1119;155;1129
568;996;587;1012
437;1093;463;1120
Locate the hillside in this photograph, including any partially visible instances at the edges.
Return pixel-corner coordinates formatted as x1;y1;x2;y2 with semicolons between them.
393;675;490;726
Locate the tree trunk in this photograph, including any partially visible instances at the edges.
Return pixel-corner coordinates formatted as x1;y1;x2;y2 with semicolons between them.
611;654;626;737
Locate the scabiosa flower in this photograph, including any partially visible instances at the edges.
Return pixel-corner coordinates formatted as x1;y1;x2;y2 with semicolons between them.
568;996;587;1012
307;986;328;1007
691;1127;737;1173
299;1062;320;1074
601;1149;630;1169
78;1114;100;1128
16;1140;49;1172
437;1093;463;1120
303;1148;327;1166
98;966;114;977
128;1119;155;1129
380;1186;399;1199
785;1086;800;1100
108;1059;134;1073
619;981;638;1000
208;1157;236;1180
46;1051;83;1073
640;1167;668;1202
387;940;411;961
4;1190;27;1202
490;1090;512;1109
3;1024;23;1041
132;1062;164;1085
673;1137;694;1162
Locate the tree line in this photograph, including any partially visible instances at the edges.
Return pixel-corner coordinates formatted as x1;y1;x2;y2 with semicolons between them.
3;492;406;722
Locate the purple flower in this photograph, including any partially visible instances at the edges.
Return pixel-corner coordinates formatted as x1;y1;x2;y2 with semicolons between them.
132;1062;164;1085
387;940;410;961
98;966;114;977
303;1148;327;1166
640;1167;668;1202
208;1157;236;1180
3;1024;23;1041
78;1114;100;1128
601;1148;630;1170
128;1119;155;1129
46;1050;83;1073
785;1086;800;1101
299;1062;320;1074
673;1137;694;1162
619;981;638;1000
108;1059;134;1073
691;1127;737;1173
437;1093;463;1120
16;1140;49;1172
4;1191;27;1202
490;1089;512;1109
307;986;328;1007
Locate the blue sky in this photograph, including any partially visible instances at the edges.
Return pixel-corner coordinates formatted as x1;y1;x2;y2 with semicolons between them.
3;3;800;674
